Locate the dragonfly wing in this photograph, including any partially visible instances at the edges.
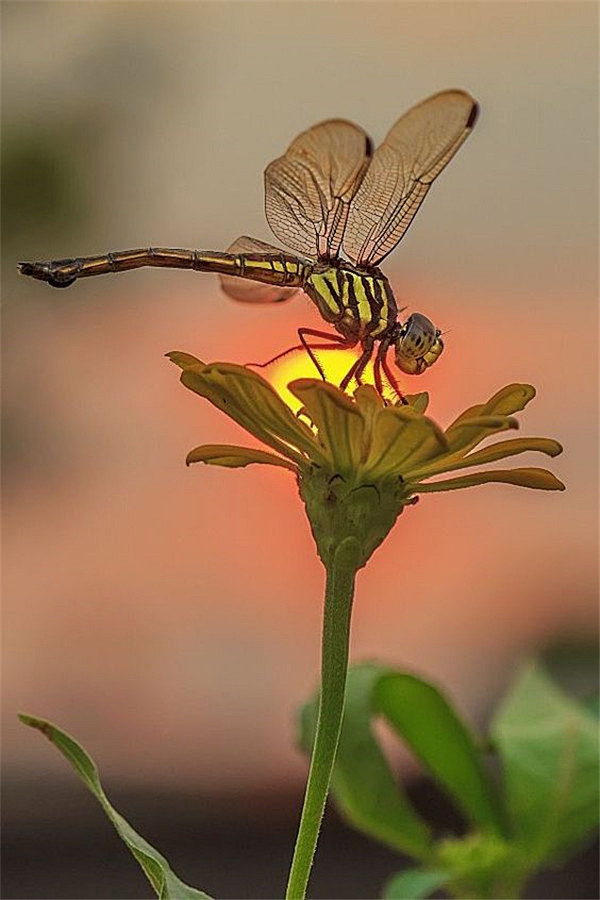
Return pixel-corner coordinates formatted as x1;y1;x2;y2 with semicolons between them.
226;235;285;254
219;236;300;303
265;120;372;261
220;278;299;303
343;90;478;266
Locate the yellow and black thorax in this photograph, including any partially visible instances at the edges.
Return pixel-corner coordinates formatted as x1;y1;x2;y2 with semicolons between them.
303;262;398;341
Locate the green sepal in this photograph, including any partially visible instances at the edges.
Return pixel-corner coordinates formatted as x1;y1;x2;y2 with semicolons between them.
19;714;212;900
298;664;433;859
374;672;507;836
491;663;600;865
435;832;528;900
298;466;410;569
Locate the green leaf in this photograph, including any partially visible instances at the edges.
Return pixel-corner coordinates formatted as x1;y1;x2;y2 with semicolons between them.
383;867;449;899
19;714;212;900
298;664;433;859
374;673;507;836
491;663;600;865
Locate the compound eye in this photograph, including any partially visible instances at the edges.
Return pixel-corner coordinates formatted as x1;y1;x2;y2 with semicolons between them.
395;313;437;360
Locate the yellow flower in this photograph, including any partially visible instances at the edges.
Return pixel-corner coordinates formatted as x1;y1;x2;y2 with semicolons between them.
167;352;563;568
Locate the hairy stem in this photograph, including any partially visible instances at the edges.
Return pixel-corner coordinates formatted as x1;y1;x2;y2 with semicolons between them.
285;538;360;900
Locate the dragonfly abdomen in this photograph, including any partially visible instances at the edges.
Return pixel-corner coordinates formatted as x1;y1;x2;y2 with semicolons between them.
304;266;397;340
18;247;309;289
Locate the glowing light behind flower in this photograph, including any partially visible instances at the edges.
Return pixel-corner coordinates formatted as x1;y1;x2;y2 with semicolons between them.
269;348;396;411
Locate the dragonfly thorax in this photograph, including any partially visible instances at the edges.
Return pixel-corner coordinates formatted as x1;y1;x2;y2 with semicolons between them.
304;263;398;342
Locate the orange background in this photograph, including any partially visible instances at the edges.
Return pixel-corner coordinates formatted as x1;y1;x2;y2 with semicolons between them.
3;1;597;794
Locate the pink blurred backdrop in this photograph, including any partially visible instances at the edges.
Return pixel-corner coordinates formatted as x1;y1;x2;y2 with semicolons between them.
3;1;597;794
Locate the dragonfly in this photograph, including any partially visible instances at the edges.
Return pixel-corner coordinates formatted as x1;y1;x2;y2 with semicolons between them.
19;89;478;399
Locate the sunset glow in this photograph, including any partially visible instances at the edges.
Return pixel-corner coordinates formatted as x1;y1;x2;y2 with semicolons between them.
269;347;398;410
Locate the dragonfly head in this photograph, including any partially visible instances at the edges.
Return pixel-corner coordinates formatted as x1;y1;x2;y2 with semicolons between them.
394;313;444;375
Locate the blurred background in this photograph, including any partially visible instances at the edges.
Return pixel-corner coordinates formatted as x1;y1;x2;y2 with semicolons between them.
2;2;597;898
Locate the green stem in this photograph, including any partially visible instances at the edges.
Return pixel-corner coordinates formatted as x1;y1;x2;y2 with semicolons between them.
285;538;360;900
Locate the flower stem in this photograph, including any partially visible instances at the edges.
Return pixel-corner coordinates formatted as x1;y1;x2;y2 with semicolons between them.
285;537;361;900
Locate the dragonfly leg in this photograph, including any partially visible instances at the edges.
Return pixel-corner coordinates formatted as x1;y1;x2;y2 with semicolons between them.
298;328;356;382
378;345;408;405
339;342;373;392
246;333;348;371
247;344;304;369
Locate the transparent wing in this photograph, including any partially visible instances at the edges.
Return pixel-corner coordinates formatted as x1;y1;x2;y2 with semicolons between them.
343;90;478;266
219;236;301;303
264;119;372;261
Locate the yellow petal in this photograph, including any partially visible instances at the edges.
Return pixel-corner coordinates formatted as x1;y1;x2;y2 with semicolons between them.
179;362;327;467
166;350;204;369
445;415;519;454
447;384;536;432
289;378;365;472
413;467;566;493
404;392;430;413
361;407;448;479
483;383;536;415
353;384;385;414
186;444;296;470
407;437;563;480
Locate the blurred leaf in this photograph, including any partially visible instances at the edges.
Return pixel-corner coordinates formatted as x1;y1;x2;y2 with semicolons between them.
540;642;599;706
298;664;433;859
491;663;599;864
383;867;449;899
2;127;87;244
374;673;507;836
19;714;212;899
584;695;600;718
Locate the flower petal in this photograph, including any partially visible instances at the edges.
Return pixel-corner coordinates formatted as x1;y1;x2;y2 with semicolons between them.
444;415;519;456
289;378;366;472
166;351;204;369
353;384;384;414
406;437;562;480
170;359;327;467
404;392;429;413
445;384;535;456
362;407;448;479
413;467;566;493
446;384;535;434
186;444;296;470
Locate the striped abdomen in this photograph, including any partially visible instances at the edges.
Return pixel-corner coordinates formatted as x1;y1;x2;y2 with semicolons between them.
18;247;309;289
304;266;397;340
